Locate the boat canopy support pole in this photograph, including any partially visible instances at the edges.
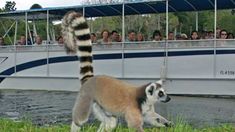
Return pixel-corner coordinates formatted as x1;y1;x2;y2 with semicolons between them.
33;21;37;36
196;12;198;31
161;0;169;82
14;20;18;45
121;1;125;78
25;12;28;45
14;20;18;75
213;0;217;78
46;10;50;76
83;7;85;17
90;17;93;33
51;26;56;42
46;10;50;44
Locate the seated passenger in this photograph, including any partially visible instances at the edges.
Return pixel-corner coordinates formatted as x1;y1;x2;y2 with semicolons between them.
152;30;162;41
91;33;97;43
97;29;111;44
27;30;35;45
190;31;200;40
168;32;175;40
33;35;43;45
181;33;188;40
111;30;120;42
218;29;228;46
0;36;5;46
126;30;136;42
219;29;228;39
17;35;27;45
227;33;234;39
216;28;221;39
205;31;214;39
175;34;182;40
57;36;64;45
137;32;144;41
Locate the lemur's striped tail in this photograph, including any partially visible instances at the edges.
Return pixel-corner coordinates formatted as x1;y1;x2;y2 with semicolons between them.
62;11;93;84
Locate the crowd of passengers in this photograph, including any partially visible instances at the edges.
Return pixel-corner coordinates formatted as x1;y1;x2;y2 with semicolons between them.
91;28;234;44
0;28;234;46
0;30;65;46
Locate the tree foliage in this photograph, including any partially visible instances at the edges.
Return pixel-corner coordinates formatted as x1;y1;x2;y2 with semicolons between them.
4;1;16;11
30;4;43;9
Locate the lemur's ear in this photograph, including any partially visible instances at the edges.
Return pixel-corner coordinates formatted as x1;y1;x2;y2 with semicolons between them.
156;80;163;88
146;83;155;95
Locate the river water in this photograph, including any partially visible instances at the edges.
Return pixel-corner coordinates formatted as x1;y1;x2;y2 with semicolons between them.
0;90;234;127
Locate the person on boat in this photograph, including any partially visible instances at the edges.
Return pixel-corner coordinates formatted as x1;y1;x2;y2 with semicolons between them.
190;31;200;40
152;30;162;41
111;30;120;42
117;34;122;42
126;30;136;42
27;30;35;45
219;29;228;39
168;32;175;40
17;35;27;45
0;36;5;46
216;28;221;39
33;35;43;45
205;31;214;39
137;32;144;41
227;32;234;39
91;33;97;43
181;33;188;40
57;36;64;45
97;29;111;44
218;29;228;46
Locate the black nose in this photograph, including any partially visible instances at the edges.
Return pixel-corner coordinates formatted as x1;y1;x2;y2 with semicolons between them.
164;121;173;127
166;96;171;102
161;96;171;103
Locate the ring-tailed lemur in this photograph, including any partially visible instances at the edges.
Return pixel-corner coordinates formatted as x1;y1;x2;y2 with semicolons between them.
62;11;172;132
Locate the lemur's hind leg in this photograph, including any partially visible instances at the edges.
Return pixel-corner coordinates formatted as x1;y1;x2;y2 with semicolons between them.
125;108;144;132
92;103;117;132
143;110;172;127
71;93;94;132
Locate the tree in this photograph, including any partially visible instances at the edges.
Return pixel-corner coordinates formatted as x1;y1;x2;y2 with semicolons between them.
218;10;235;34
30;4;42;9
4;1;16;11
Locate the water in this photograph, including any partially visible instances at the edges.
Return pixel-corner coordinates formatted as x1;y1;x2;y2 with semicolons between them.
0;90;234;127
0;90;75;125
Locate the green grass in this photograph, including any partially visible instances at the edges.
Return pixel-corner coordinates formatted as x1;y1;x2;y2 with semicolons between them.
0;118;234;132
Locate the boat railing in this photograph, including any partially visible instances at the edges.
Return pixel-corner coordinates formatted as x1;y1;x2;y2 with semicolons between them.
1;39;235;52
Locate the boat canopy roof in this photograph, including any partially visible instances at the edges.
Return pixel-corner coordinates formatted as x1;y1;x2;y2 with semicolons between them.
0;0;235;20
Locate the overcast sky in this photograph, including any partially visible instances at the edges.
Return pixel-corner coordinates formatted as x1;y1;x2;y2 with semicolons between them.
0;0;83;10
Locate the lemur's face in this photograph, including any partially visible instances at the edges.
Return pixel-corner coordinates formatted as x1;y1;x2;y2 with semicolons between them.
145;80;171;103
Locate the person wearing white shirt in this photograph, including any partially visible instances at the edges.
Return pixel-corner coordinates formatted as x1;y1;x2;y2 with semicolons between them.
33;35;43;45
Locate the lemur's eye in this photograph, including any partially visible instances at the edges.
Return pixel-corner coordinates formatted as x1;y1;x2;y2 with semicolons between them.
158;91;164;97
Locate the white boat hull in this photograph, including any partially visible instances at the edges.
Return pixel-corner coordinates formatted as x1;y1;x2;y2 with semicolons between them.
0;41;235;96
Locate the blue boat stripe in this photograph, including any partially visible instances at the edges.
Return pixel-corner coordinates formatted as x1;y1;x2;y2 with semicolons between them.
94;53;122;60
0;49;235;82
49;56;79;63
168;50;214;56
124;52;165;58
216;50;235;54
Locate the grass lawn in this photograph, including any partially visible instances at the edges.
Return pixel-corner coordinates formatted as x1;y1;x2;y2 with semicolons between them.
0;118;234;132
